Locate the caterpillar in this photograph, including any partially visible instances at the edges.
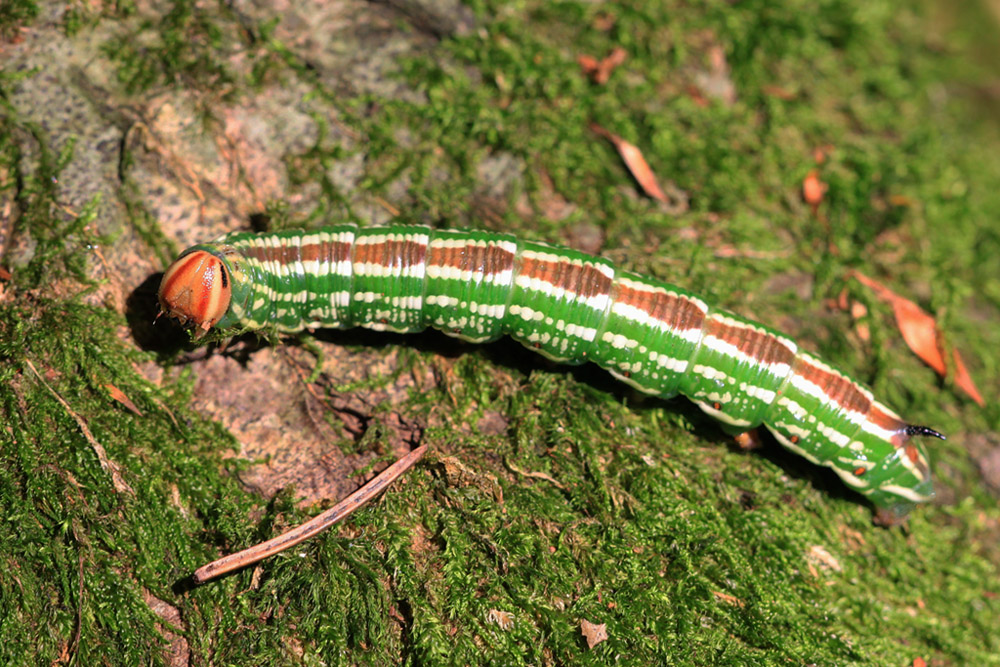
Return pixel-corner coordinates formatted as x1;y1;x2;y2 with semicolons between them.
158;223;942;523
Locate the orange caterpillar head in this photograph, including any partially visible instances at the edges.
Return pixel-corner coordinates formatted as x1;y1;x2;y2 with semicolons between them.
158;250;232;334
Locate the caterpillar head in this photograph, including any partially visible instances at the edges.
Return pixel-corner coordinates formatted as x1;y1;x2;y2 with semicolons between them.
158;249;232;335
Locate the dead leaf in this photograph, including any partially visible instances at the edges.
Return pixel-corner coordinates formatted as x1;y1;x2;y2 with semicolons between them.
580;619;608;649
805;545;842;574
712;590;745;607
812;145;835;165
0;267;11;281
487;609;514;631
505;459;566;489
851;271;984;406
592;13;616;32
693;45;736;105
913;658;927;667
949;350;983;406
685;83;709;107
577;47;627;85
577;55;599;74
105;383;143;416
849;299;871;342
589;123;670;203
803;169;826;214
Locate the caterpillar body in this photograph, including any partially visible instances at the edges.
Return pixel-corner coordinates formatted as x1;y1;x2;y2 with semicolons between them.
158;224;942;522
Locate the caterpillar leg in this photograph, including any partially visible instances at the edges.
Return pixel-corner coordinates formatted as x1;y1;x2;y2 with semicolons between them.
733;429;765;451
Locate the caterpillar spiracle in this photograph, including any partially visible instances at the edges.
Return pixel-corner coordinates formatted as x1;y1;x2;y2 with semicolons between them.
158;223;943;524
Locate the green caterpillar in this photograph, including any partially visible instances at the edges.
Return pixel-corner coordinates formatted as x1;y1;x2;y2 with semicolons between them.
158;223;941;523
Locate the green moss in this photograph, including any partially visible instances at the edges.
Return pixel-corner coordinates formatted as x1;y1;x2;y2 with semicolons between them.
0;0;38;39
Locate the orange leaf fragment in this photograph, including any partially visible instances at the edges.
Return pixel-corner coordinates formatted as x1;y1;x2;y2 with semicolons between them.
685;83;709;107
949;347;983;406
812;145;835;165
851;271;984;406
590;123;669;202
105;383;144;416
802;169;827;213
577;47;626;85
577;55;599;74
0;267;11;281
913;658;927;667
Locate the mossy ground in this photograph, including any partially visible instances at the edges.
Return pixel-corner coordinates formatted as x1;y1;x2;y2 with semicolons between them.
1;0;999;664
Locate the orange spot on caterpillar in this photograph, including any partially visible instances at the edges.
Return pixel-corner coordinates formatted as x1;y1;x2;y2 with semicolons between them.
854;467;866;476
533;342;541;349
790;435;800;444
713;402;721;410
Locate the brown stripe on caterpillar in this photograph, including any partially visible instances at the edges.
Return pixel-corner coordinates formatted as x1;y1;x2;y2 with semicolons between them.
300;239;352;266
353;235;429;275
703;315;797;373
425;238;518;285
792;355;873;418
517;253;614;301
612;278;708;333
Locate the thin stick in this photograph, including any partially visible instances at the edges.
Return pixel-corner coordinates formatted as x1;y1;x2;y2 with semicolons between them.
193;445;428;584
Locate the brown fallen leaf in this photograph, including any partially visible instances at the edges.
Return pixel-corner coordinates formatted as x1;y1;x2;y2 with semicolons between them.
685;83;709;107
487;609;514;631
580;619;608;649
577;47;627;85
712;590;745;607
589;122;669;203
805;545;842;574
0;267;11;281
812;145;835;165
577;55;600;74
592;12;616;32
949;348;982;406
851;271;984;406
803;169;827;214
105;383;144;416
694;45;736;106
850;299;871;342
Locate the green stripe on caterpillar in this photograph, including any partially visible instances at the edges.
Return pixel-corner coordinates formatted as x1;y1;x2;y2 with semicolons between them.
158;224;943;523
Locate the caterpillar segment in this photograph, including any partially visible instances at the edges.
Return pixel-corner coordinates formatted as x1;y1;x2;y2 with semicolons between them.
158;224;943;522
